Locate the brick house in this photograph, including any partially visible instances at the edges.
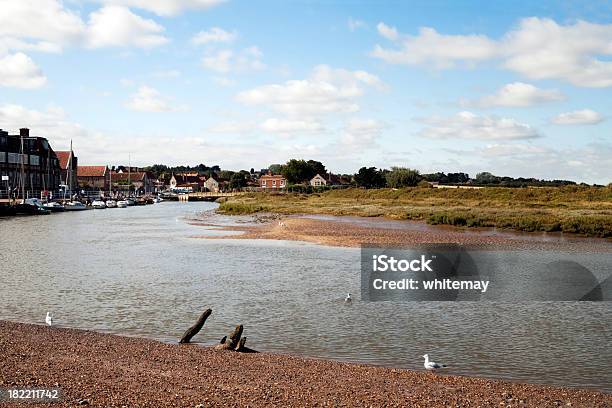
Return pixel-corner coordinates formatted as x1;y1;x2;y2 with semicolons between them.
55;149;78;191
111;171;152;193
260;174;286;190
77;166;109;190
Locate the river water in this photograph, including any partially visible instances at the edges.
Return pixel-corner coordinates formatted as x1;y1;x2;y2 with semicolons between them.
0;202;610;392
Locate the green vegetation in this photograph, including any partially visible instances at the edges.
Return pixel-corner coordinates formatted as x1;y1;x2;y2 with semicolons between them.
218;186;612;237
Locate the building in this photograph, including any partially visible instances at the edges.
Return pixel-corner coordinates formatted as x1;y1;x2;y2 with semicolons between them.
260;174;286;190
55;149;78;192
77;166;110;191
0;128;62;200
309;173;346;187
205;174;222;192
110;171;152;194
170;172;205;192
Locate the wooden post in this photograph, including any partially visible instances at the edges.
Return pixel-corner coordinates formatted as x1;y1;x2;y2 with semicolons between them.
179;308;212;344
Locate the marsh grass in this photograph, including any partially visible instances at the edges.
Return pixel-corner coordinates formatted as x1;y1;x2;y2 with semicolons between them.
218;186;612;237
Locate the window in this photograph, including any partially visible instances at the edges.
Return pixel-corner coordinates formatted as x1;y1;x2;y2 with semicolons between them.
0;152;5;163
30;155;40;166
272;180;276;186
8;153;21;164
261;180;266;187
280;179;285;187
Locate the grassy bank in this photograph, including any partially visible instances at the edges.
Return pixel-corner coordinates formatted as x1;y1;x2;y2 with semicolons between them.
218;186;612;237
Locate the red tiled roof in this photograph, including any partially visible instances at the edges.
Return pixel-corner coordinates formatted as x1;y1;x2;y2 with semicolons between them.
78;166;107;177
56;151;72;169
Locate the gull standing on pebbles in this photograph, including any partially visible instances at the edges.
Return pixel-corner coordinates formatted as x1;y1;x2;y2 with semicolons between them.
423;354;446;371
45;312;53;326
345;293;352;303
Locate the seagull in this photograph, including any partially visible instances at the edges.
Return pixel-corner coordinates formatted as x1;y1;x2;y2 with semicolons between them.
345;293;352;303
45;312;53;326
423;354;446;371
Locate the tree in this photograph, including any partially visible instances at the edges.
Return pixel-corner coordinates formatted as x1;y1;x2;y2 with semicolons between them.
307;160;326;177
280;159;318;184
354;167;386;188
229;171;249;189
475;172;500;185
268;164;282;174
385;167;421;188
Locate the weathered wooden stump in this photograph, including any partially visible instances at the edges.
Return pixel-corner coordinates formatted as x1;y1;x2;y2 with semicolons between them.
179;308;212;344
214;325;258;353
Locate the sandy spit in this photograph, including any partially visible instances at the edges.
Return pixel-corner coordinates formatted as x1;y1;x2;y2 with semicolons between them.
192;214;612;252
0;321;609;407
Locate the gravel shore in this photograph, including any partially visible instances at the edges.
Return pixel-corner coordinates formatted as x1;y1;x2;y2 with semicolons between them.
194;214;612;251
1;321;609;407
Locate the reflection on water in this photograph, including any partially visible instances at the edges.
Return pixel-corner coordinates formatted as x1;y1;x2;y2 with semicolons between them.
0;202;610;392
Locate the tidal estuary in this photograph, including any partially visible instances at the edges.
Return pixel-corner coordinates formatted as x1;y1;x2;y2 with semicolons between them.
0;202;610;392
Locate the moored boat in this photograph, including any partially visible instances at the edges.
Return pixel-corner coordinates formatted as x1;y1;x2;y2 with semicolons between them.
106;200;117;208
64;201;88;211
92;200;106;209
116;200;129;208
126;198;135;206
43;202;65;212
15;198;51;215
0;205;17;216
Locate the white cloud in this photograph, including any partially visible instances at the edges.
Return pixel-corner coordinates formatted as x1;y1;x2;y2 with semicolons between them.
0;52;47;89
550;109;604;125
479;143;548;156
236;65;383;116
207;121;254;134
372;17;612;87
0;104;95;150
417;111;540;140
86;6;169;49
0;1;170;53
376;22;399;41
260;118;324;134
98;0;227;16
201;46;265;73
340;119;385;147
125;86;184;112
502;18;612;88
465;82;565;108
348;17;367;32
0;0;85;53
192;27;237;45
372;26;497;68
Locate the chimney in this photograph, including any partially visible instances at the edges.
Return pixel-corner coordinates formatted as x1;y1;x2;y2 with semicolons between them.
19;128;29;137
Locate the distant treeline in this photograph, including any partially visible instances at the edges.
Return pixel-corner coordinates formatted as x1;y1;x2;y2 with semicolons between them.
143;160;603;189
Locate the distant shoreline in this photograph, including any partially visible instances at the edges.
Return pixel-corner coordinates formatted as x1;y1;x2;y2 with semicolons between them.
1;320;609;407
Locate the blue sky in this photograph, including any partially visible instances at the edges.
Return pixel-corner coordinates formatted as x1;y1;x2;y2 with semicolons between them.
0;0;611;183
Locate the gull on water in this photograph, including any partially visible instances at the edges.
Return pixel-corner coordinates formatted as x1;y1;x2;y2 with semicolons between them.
345;293;352;303
45;312;53;326
423;354;446;371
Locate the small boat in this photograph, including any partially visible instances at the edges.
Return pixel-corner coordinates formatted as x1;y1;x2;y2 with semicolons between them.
43;202;65;212
126;198;136;206
0;205;17;217
153;197;161;203
15;198;51;215
106;200;117;208
92;200;106;209
117;200;129;208
64;201;88;211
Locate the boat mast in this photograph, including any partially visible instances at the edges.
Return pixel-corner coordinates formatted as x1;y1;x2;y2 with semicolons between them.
128;153;131;197
19;132;25;201
67;140;73;196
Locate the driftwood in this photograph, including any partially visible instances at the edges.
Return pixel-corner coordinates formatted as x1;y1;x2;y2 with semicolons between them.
215;325;258;353
179;309;212;344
